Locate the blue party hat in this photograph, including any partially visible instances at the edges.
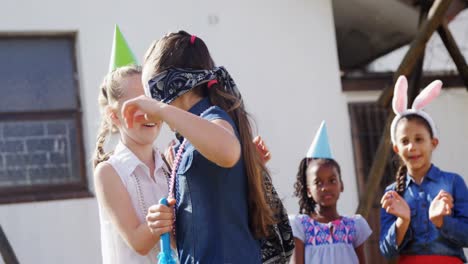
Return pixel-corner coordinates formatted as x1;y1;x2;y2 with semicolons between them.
306;121;333;159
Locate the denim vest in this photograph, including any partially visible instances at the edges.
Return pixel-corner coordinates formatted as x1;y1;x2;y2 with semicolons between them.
174;98;261;264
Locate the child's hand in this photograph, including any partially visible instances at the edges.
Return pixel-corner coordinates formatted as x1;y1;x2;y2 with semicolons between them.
429;190;454;228
164;140;176;168
381;191;411;221
253;136;271;164
121;95;165;128
146;198;176;237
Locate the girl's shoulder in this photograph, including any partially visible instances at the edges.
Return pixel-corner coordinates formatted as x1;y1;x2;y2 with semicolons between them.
344;215;373;247
345;214;369;225
431;165;466;191
435;166;465;182
288;214;312;225
93;160;123;187
201;105;234;123
384;182;397;192
288;214;312;241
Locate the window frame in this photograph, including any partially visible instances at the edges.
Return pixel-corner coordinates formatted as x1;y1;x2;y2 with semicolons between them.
341;71;464;91
0;32;91;204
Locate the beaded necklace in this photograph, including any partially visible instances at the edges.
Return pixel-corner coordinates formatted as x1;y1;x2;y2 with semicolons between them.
167;105;215;235
132;152;171;252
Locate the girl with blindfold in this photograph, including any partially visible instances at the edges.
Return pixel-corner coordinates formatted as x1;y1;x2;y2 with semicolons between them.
121;31;286;263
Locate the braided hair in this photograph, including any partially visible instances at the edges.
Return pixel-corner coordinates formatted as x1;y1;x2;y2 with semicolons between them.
93;65;142;168
393;114;434;194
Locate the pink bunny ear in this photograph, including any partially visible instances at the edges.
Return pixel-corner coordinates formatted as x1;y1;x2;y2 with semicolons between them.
392;75;408;115
411;80;442;110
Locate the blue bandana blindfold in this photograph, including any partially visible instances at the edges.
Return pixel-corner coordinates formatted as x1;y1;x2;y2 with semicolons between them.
146;66;238;104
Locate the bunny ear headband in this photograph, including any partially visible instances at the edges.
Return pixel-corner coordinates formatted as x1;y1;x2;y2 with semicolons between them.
390;75;443;144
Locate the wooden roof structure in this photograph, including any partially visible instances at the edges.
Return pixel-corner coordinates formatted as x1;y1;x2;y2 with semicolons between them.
334;0;468;72
335;0;468;218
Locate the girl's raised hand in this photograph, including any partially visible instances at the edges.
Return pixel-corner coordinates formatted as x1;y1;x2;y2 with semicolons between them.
253;136;271;164
429;190;454;227
121;95;165;128
381;191;411;221
146;198;176;237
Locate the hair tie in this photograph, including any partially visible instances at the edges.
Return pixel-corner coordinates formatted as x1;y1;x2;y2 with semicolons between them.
190;35;196;44
207;79;218;88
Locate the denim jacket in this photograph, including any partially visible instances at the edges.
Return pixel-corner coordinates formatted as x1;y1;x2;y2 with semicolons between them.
380;164;468;262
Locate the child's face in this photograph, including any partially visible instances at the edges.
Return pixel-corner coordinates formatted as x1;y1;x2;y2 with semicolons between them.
306;162;343;208
113;74;162;145
393;119;438;174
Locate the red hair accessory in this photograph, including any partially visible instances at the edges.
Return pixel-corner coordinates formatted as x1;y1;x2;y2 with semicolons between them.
207;80;218;88
190;35;197;44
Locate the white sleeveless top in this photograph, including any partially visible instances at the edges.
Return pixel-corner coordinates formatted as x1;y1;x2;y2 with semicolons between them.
97;142;169;264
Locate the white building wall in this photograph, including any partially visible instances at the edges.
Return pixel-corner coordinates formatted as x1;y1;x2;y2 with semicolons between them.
1;1;467;263
1;0;359;263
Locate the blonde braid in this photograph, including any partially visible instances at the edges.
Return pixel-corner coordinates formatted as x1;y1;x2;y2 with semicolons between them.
93;65;142;168
93;119;113;168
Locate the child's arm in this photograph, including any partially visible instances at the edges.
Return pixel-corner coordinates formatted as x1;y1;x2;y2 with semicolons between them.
355;244;366;264
353;215;372;264
290;238;305;264
94;163;172;255
430;175;468;246
122;96;240;168
289;215;306;264
379;190;412;259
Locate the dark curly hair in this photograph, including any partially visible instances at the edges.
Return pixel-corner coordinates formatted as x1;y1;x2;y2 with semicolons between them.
294;158;342;215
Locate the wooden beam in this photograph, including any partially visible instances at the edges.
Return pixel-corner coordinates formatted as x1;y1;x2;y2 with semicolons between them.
357;1;430;219
377;0;453;107
0;226;19;264
356;61;424;218
356;113;394;218
438;22;468;90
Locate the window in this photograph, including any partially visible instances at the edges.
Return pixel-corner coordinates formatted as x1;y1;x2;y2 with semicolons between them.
0;33;90;204
348;102;398;263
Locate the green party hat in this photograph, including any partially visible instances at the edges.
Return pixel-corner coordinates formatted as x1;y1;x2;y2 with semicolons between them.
108;24;138;72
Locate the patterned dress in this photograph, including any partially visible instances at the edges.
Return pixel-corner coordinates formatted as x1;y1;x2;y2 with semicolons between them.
289;214;372;264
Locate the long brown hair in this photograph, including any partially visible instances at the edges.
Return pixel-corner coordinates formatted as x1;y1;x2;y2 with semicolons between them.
142;31;274;238
93;65;142;168
394;114;434;194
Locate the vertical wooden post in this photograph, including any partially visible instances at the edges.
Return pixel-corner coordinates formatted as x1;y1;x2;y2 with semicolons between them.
377;0;453;107
0;226;19;264
356;0;436;218
355;113;394;218
437;22;468;90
